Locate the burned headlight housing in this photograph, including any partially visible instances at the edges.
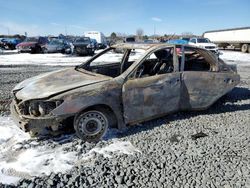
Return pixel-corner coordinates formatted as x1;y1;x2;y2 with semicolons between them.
28;100;63;117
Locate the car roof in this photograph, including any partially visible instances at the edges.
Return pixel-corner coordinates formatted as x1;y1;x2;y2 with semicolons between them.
111;43;175;50
110;43;216;55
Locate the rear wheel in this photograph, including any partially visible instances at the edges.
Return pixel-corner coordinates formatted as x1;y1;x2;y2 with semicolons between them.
74;110;109;142
241;44;248;53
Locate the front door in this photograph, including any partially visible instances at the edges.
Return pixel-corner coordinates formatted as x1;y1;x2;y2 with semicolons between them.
122;72;181;124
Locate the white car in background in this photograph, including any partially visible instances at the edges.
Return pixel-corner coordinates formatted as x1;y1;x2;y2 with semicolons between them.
189;38;219;54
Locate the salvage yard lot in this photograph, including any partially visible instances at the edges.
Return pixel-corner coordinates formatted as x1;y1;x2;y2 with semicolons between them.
0;50;249;187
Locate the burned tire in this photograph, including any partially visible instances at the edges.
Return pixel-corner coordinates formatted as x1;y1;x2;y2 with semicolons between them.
241;44;248;53
74;110;109;142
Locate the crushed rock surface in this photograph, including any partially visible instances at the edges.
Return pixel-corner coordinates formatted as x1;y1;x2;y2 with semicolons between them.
0;60;249;188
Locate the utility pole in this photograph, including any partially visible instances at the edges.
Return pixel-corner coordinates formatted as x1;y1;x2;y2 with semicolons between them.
65;26;68;36
154;24;156;40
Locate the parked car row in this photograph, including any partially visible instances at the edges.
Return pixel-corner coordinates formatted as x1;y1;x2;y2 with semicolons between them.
1;31;108;56
14;36;101;56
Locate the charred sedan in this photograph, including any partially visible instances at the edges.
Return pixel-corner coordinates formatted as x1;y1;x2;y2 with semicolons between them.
11;43;240;142
73;37;95;56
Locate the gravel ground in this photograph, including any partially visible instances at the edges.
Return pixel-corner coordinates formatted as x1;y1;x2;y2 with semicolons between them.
0;53;249;188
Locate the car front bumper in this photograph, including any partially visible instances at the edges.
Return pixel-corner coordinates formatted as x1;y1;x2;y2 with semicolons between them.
10;101;66;135
74;47;93;54
17;46;32;52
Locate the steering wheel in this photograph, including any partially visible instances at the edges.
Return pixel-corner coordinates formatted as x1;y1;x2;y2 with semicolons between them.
135;65;145;78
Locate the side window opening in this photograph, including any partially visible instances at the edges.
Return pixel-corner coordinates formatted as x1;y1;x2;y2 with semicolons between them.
83;48;146;78
121;49;145;73
134;47;174;78
180;47;215;72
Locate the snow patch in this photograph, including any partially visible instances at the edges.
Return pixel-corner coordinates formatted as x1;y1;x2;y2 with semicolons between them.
220;50;250;66
0;117;140;185
0;117;30;150
88;140;141;158
0;53;90;66
0;117;78;185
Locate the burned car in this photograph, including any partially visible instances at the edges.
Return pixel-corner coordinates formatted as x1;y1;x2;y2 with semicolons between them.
11;43;240;142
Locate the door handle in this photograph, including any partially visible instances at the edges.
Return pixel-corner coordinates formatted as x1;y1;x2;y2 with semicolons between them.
224;78;234;84
168;78;180;84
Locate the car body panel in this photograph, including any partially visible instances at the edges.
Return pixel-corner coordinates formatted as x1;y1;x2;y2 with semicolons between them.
180;71;240;110
14;68;111;100
122;72;181;124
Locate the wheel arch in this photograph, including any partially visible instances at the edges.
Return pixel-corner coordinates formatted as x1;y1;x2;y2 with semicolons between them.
75;104;118;129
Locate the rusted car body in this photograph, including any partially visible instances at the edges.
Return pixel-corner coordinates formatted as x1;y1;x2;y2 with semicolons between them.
11;43;240;141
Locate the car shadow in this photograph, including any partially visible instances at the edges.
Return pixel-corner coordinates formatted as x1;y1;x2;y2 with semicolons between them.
114;87;250;139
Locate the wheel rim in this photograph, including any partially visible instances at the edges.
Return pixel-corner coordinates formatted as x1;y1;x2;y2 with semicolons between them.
242;44;248;52
77;111;108;137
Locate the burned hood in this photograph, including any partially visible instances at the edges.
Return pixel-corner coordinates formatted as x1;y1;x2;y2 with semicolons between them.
14;68;111;100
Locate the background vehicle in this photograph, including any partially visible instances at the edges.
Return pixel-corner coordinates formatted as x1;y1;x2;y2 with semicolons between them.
125;37;135;43
44;39;72;54
90;39;98;50
16;37;49;53
189;38;219;54
180;37;190;42
73;37;95;56
167;39;188;45
1;38;22;50
0;38;5;49
203;27;250;53
84;31;107;49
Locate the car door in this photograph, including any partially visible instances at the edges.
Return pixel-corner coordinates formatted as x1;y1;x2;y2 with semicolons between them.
180;46;240;110
122;47;181;124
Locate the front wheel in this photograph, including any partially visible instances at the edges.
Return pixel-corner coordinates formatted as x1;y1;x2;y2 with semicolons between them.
74;110;109;142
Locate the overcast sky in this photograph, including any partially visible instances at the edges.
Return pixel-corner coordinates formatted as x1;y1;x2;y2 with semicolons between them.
0;0;249;36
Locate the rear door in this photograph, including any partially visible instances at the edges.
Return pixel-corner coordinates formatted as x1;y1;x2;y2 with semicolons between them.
180;47;239;110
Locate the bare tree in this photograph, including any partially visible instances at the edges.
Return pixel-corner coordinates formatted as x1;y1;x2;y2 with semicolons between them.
116;32;127;37
181;32;193;37
136;28;144;40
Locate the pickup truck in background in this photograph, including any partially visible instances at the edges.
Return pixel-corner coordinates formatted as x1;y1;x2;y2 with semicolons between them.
188;38;219;54
203;27;250;53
